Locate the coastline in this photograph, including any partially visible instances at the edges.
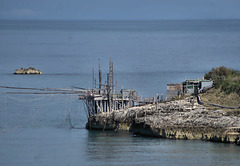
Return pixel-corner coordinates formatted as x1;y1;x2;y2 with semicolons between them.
86;97;240;145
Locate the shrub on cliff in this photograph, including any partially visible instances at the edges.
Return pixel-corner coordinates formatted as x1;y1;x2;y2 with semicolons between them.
221;77;240;96
204;66;240;96
205;66;232;86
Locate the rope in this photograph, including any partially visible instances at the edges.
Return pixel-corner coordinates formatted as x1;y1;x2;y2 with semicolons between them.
0;93;82;133
4;94;77;108
3;95;6;133
5;94;46;102
1;94;52;133
0;94;3;132
5;94;78;103
30;95;52;128
68;95;73;117
82;100;89;119
64;95;69;118
62;95;74;128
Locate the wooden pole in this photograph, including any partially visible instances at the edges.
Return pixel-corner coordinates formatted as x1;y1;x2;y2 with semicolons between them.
94;78;96;89
107;73;111;113
115;80;117;94
99;58;102;94
92;68;94;92
112;61;114;96
111;61;114;110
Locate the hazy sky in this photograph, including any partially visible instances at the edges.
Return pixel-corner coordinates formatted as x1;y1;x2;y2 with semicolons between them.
0;0;240;20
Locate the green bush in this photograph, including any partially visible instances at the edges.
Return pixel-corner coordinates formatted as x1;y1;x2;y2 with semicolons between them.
221;81;240;95
205;66;240;96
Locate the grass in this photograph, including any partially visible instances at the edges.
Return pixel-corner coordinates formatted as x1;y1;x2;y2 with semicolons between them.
199;89;240;116
199;66;240;116
199;88;240;107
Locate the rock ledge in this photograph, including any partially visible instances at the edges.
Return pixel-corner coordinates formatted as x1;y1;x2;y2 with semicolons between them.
14;67;42;75
86;97;240;145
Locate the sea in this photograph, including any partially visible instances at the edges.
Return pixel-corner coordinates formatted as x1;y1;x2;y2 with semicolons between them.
0;20;240;166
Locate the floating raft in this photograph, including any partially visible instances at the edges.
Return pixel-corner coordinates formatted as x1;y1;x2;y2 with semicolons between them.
14;67;42;75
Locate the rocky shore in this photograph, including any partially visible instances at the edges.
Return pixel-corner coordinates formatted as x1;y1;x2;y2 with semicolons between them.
14;67;42;74
86;97;240;145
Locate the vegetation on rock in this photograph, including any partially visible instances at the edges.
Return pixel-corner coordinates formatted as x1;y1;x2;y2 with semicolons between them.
204;66;240;96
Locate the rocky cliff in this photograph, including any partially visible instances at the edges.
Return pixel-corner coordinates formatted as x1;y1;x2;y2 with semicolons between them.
86;97;240;145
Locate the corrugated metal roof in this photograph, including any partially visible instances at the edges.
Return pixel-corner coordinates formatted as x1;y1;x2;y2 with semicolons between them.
186;79;212;82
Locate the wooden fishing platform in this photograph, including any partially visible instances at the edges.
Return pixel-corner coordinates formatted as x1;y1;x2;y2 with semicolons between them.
78;59;154;117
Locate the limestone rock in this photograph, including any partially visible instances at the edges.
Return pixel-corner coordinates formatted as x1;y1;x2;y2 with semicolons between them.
86;97;240;145
14;67;42;75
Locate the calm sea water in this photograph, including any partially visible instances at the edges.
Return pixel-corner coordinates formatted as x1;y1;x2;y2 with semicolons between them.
0;20;240;166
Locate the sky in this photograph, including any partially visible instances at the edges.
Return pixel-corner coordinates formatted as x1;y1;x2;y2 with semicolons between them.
0;0;240;20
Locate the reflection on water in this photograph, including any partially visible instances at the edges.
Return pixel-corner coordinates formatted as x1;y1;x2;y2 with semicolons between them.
86;130;240;166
